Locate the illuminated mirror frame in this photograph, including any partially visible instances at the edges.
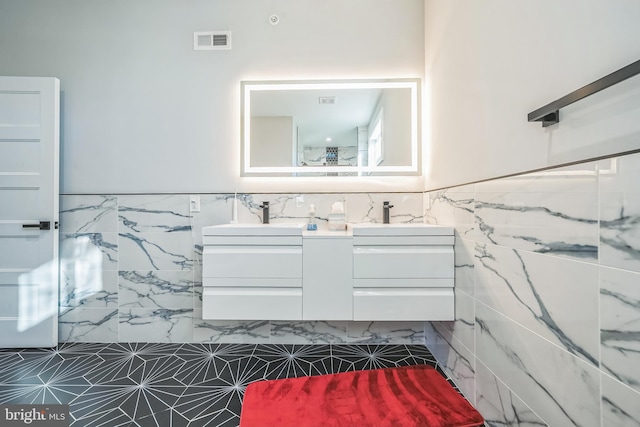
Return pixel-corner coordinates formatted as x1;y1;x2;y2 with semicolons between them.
241;79;420;177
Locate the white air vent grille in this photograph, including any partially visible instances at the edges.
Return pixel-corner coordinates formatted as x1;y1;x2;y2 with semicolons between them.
194;31;231;50
318;96;336;105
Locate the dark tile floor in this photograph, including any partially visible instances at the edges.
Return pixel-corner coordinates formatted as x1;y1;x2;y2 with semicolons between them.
0;342;457;426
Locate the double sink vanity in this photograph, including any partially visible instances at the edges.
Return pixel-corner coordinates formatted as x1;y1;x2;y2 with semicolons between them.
202;77;447;321
202;222;454;321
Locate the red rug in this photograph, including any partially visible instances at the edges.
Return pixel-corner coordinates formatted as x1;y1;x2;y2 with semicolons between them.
240;365;484;427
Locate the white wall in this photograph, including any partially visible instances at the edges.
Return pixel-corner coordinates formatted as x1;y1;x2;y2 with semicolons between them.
0;0;424;194
425;0;640;190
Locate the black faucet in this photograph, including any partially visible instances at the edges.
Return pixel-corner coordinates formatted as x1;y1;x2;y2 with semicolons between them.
382;201;394;224
259;201;270;224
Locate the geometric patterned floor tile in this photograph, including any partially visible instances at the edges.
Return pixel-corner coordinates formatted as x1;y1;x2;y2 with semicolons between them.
0;342;443;427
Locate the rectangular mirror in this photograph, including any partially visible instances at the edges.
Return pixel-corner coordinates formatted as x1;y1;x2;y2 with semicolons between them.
241;79;420;177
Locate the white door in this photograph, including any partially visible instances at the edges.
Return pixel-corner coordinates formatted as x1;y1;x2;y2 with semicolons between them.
0;76;60;348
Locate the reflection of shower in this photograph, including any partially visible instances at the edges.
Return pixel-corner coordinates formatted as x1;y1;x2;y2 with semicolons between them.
326;146;338;165
326;146;338;176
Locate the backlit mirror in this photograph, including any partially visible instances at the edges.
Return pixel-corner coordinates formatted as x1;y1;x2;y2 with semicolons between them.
241;79;420;177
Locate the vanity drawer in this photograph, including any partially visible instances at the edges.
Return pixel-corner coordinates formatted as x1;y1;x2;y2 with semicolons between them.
353;246;454;279
203;246;302;278
353;278;453;288
203;277;302;288
203;235;302;246
353;235;454;246
353;288;454;321
202;287;302;320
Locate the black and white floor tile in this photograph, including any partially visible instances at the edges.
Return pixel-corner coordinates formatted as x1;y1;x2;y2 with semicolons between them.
0;342;452;427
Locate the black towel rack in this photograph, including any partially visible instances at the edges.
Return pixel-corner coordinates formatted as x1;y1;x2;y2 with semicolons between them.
528;59;640;127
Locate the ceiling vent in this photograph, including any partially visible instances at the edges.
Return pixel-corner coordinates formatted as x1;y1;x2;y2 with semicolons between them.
193;31;231;50
318;96;336;105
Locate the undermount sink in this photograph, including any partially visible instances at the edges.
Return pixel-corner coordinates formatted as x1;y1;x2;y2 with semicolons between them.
349;223;454;236
203;223;305;236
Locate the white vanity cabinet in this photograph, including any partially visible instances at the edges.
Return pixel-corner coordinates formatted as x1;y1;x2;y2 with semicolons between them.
201;224;304;320
302;231;353;320
351;224;455;321
201;223;454;322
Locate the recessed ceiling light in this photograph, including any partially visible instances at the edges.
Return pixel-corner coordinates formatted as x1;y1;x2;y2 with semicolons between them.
326;137;332;142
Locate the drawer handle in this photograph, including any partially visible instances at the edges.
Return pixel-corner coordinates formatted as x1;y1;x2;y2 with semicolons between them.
22;221;57;230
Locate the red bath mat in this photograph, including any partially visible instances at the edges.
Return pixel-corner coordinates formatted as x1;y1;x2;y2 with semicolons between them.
240;365;484;427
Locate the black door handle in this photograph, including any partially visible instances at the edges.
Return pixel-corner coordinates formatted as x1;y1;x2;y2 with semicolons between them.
22;221;51;230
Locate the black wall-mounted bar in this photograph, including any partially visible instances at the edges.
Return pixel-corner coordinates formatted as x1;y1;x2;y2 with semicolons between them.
528;59;640;127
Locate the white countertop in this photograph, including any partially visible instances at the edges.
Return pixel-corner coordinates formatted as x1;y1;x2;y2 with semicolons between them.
202;222;453;237
303;227;352;238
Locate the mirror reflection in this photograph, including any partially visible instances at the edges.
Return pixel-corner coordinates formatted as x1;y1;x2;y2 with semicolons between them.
241;79;420;176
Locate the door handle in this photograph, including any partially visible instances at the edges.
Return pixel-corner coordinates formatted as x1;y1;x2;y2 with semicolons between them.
22;221;51;230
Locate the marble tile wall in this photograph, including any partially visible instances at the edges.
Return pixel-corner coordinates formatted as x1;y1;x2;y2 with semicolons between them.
300;146;358;166
424;154;640;426
59;192;425;344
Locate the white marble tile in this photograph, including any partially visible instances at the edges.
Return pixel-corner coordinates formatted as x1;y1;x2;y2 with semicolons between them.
119;270;194;309
474;190;598;261
424;321;445;359
298;194;349;226
191;194;237;246
299;146;359;167
193;284;203;311
192;240;204;281
475;359;547;427
420;154;640;427
600;192;640;273
347;321;425;344
191;192;423;231
190;197;226;273
345;193;424;224
238;193;311;225
436;183;476;194
277;193;346;225
426;321;476;404
425;189;475;237
428;320;451;343
58;307;118;342
118;231;194;270
193;313;270;343
601;373;640;427
475;160;603;194
302;146;327;165
60;233;118;271
475;302;600;426
239;193;424;229
600;266;640;394
454;237;475;296
599;153;639;195
446;288;474;351
118;195;191;233
475;242;599;367
338;146;358;166
196;193;263;229
60;195;117;232
270;321;347;344
118;308;194;343
60;268;118;308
